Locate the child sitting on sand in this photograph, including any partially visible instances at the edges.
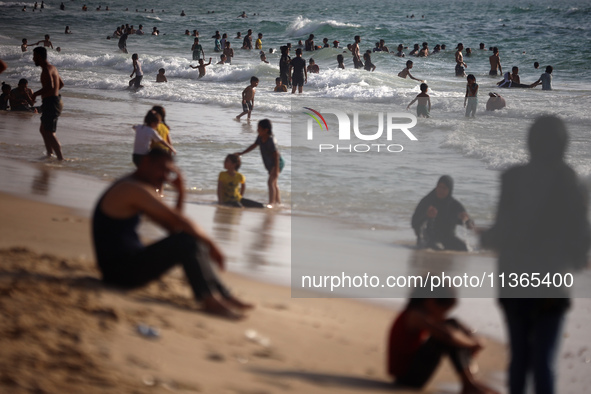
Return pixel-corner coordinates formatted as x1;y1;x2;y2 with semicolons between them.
388;286;498;393
398;60;424;82
190;58;212;78
217;154;266;208
156;68;167;82
235;119;283;206
406;83;431;118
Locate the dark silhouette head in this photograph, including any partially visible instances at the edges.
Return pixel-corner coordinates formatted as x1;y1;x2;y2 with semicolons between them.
528;115;568;163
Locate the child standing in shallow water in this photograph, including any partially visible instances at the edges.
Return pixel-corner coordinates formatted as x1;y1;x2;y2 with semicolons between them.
235;119;283;206
464;74;478;118
236;76;258;120
407;83;431;118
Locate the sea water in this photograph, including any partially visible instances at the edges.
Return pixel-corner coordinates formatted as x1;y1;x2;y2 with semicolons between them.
1;0;590;237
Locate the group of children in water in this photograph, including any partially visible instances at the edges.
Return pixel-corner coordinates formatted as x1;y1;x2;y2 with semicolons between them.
131;107;282;207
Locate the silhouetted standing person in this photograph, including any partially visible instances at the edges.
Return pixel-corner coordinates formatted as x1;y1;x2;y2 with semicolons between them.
32;47;64;160
482;116;590;394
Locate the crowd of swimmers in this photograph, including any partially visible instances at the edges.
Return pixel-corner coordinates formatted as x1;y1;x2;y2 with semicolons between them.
95;18;555;119
13;9;555;121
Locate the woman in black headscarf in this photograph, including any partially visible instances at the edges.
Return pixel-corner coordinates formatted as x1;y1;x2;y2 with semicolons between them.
411;175;474;251
481;116;590;394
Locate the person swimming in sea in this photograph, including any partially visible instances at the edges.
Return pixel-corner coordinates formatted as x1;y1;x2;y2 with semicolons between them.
398;60;424;82
497;66;531;88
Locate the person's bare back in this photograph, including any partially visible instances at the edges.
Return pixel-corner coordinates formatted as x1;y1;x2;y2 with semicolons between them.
488;48;502;75
242;85;255;101
40;63;63;98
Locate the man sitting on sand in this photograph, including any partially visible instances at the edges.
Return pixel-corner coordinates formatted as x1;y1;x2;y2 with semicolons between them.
92;148;252;319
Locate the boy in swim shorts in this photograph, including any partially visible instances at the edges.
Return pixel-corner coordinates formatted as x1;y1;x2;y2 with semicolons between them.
236;76;259;120
407;83;431;118
32;47;64;160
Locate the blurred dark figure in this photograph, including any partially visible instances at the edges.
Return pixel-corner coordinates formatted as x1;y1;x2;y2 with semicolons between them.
412;175;474;251
482;116;590;394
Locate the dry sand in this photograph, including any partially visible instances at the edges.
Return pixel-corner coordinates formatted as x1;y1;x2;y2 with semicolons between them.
0;191;506;393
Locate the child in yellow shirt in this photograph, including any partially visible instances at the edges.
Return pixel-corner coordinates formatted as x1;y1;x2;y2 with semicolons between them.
217;154;266;208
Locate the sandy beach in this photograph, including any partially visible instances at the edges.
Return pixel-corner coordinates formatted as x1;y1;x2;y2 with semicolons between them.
0;184;507;393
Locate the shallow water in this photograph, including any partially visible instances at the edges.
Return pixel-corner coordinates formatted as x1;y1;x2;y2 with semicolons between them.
1;0;590;234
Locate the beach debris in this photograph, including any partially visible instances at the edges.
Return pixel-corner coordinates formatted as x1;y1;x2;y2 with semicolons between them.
252;348;272;358
235;355;249;364
244;329;271;347
137;323;160;338
207;352;225;362
142;374;156;386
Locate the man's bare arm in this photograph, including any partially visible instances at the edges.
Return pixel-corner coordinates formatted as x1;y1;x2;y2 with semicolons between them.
127;184;226;269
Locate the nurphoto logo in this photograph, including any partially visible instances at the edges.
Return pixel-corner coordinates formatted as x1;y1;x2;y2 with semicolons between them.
303;108;418;153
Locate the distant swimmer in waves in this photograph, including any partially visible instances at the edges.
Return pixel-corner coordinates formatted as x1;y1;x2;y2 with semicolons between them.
411;175;475;251
156;68;167;82
398;60;424;82
190;58;212;78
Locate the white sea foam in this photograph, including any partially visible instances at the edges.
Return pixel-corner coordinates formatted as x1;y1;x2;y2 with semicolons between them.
286;16;361;37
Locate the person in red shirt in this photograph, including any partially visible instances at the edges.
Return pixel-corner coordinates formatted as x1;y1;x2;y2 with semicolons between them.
387;287;498;393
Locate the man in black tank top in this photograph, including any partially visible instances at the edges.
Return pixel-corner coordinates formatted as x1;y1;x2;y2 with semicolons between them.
92;149;252;319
